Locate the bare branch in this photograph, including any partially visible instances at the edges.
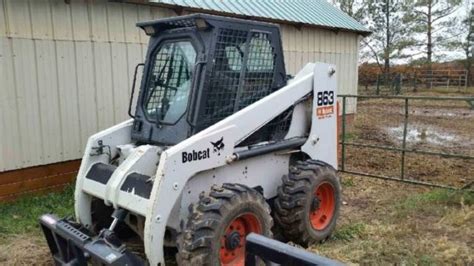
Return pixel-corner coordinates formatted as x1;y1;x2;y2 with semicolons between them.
362;38;383;72
432;6;460;23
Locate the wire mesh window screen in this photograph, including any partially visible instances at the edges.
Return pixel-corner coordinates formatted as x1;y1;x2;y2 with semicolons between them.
145;41;196;123
238;32;275;110
201;29;276;129
202;28;247;127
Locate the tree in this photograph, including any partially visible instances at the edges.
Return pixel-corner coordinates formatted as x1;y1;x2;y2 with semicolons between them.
333;0;417;74
409;0;463;66
459;6;473;85
362;0;417;74
332;0;375;66
332;0;366;20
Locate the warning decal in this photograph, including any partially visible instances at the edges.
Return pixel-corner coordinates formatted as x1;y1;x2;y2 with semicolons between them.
316;106;334;119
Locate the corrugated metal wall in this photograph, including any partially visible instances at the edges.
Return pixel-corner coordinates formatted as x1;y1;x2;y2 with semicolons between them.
281;24;359;93
0;0;175;172
279;24;359;115
0;0;359;172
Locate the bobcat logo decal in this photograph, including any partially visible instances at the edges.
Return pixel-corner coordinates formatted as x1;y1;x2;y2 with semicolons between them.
210;137;225;155
182;137;225;164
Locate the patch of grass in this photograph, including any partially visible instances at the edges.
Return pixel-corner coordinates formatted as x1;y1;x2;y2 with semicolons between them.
341;132;358;142
341;177;355;187
0;185;74;237
332;222;366;241
401;188;473;208
395;189;474;217
418;254;437;265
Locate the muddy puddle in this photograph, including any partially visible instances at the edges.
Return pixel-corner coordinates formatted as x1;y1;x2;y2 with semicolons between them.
365;104;474;118
409;108;474;118
385;125;461;146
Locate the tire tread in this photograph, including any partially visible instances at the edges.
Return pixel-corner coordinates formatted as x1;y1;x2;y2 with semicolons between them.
274;160;340;247
177;183;272;265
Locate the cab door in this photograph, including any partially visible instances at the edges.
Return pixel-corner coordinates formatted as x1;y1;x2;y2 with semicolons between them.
132;31;204;145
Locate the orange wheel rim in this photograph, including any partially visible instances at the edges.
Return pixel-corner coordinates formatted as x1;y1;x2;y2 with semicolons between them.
310;182;335;230
220;213;261;266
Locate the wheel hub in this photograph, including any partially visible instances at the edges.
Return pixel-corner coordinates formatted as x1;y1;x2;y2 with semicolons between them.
311;197;320;212
310;182;336;230
220;213;262;265
225;231;241;250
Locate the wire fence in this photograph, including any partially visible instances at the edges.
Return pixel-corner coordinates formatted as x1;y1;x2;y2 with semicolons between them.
359;69;469;96
338;94;474;191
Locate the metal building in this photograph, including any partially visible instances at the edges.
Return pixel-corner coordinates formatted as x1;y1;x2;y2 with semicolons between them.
0;0;369;199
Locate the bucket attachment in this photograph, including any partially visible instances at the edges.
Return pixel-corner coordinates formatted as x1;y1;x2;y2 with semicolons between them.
39;214;144;266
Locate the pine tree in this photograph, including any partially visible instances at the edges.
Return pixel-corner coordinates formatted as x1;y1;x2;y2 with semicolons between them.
408;0;463;66
362;0;416;74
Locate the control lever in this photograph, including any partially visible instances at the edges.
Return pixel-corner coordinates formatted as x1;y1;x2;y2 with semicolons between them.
109;208;128;231
97;208;129;251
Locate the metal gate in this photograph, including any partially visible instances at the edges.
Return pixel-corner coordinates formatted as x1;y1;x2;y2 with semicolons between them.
338;94;474;190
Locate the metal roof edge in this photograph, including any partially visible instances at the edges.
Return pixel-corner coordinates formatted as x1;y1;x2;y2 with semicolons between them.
142;1;371;36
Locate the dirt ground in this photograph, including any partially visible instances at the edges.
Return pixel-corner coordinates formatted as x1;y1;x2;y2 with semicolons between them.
315;87;473;264
313;175;473;265
343;91;473;188
1;175;472;265
0;87;472;265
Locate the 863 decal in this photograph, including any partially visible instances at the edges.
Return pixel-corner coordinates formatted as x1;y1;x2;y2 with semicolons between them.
317;91;334;106
316;90;335;119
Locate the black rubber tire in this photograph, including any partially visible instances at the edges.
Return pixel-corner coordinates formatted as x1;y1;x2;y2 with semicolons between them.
274;160;341;247
176;183;273;265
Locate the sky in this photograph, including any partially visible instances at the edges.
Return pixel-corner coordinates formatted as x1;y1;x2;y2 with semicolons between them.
400;0;471;63
332;0;473;65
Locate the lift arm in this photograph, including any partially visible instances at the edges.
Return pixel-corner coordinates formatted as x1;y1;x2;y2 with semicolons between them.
144;62;338;265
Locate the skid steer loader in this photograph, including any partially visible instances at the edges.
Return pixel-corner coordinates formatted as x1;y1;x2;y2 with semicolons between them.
39;14;341;265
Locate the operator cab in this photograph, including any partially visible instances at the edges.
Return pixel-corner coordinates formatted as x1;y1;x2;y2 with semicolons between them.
131;14;287;145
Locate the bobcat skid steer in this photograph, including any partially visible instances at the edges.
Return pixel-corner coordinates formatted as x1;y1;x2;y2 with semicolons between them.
39;14;341;266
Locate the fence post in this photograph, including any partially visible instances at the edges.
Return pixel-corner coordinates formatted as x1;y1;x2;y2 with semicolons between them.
341;97;347;172
376;75;380;95
400;98;409;180
395;74;401;95
458;75;462;92
400;73;403;94
447;69;450;89
413;72;417;92
430;72;433;89
465;70;468;91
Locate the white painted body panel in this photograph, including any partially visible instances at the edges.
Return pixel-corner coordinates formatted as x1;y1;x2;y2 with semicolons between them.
75;119;134;228
301;64;338;168
179;153;290;228
145;63;337;265
74;62;337;265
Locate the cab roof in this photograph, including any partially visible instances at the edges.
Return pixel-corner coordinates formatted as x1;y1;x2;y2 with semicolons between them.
137;13;280;35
